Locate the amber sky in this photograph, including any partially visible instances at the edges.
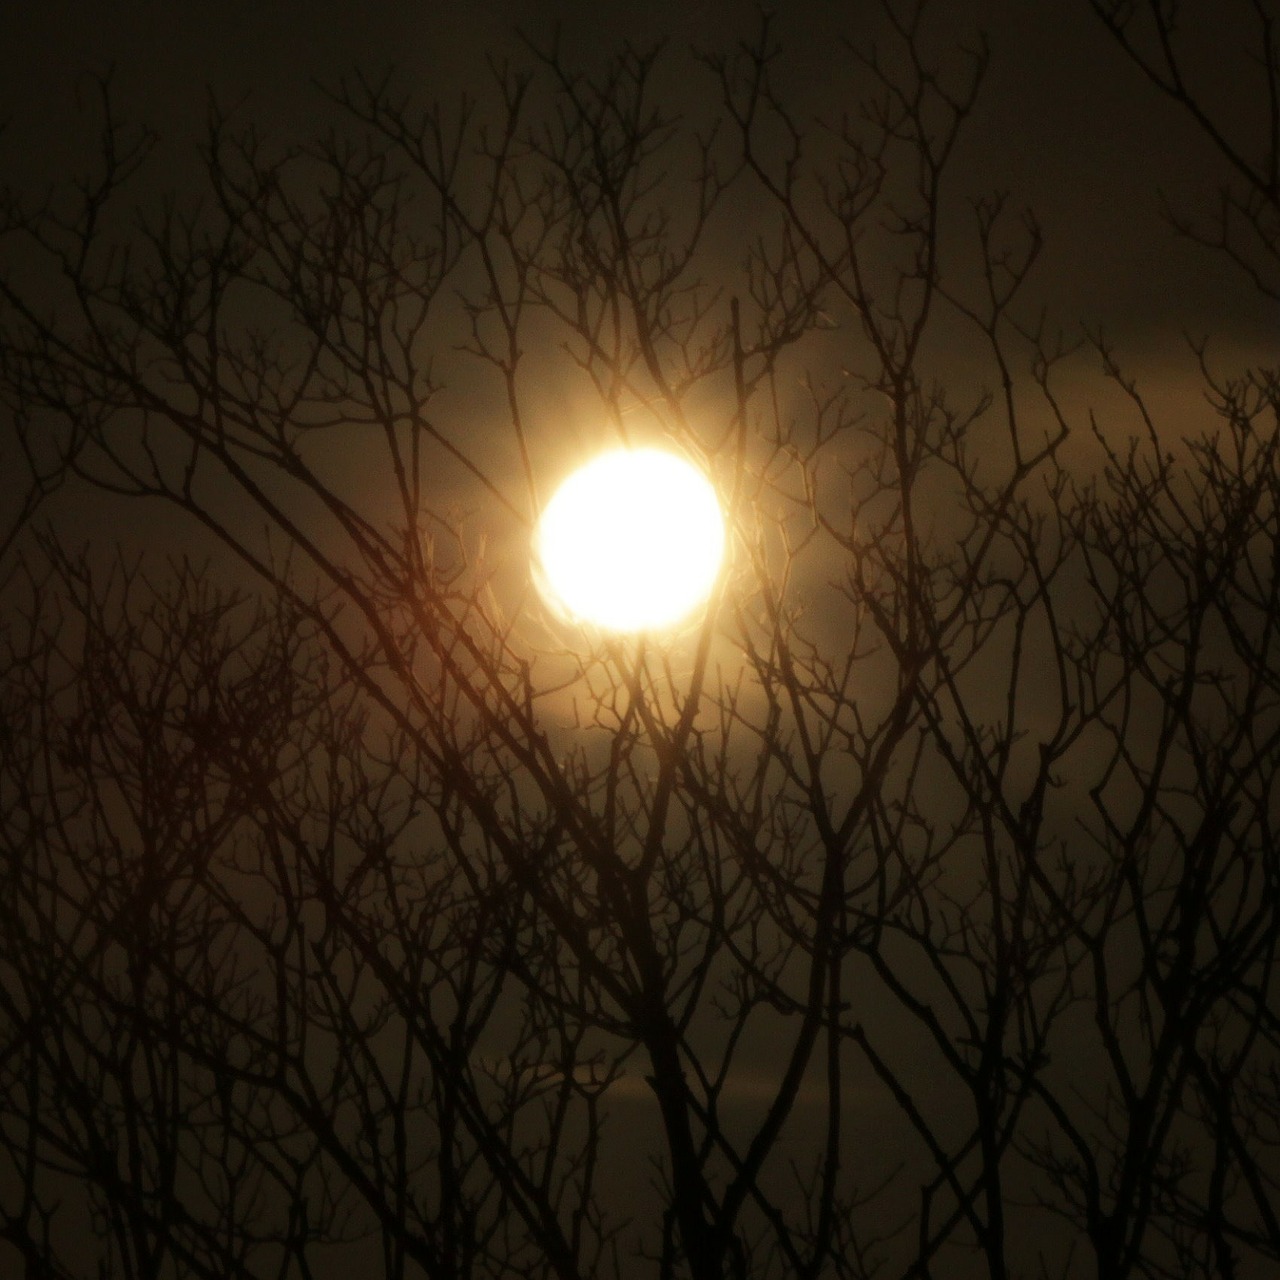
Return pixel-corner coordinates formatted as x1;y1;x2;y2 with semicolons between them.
4;1;1272;332
2;0;1273;573
2;0;1273;605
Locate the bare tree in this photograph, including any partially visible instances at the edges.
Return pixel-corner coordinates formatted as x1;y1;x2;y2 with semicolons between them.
0;3;1277;1278
1091;0;1280;298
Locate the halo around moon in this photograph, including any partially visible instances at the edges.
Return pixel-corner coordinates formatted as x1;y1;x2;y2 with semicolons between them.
534;447;726;633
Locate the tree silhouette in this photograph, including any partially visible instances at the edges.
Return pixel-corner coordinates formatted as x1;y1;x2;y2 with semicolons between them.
1;4;1277;1278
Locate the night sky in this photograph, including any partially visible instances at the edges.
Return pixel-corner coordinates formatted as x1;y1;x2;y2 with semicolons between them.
2;0;1274;520
4;0;1271;345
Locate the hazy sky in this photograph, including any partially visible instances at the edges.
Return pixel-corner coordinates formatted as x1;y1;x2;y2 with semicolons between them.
2;0;1273;559
2;0;1272;360
3;0;1273;595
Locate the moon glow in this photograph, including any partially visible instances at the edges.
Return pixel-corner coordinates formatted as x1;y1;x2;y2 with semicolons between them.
535;447;726;633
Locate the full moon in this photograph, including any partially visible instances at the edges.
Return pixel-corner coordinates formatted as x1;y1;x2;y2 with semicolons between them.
535;447;726;633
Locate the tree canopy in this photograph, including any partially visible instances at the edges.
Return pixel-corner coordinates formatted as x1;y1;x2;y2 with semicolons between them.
1;3;1278;1278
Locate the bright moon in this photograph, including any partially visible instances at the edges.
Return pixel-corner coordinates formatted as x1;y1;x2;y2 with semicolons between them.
535;447;726;632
